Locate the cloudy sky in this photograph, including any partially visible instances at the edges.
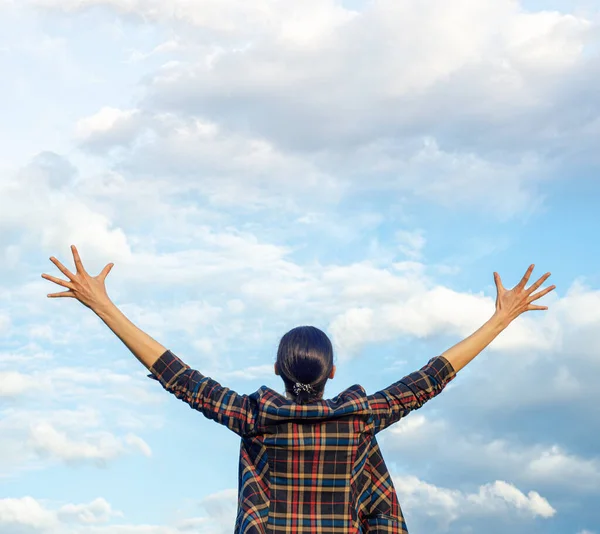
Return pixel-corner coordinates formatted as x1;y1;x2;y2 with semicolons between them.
1;0;599;532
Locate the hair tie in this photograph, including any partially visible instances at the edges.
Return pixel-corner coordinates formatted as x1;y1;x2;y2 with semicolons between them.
293;382;314;395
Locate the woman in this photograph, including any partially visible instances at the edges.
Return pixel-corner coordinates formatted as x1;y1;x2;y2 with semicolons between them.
42;245;555;533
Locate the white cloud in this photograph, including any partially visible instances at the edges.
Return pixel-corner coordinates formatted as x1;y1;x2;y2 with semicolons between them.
74;110;342;213
75;107;143;148
385;415;600;493
466;480;555;518
33;0;355;44
124;434;153;457
0;406;153;476
329;281;558;358
0;493;235;534
0;363;161;405
0;371;42;397
71;107;550;218
193;489;238;534
393;474;554;530
527;446;600;490
0;155;134;291
28;0;597;219
57;498;121;524
29;421;151;465
126;39;183;63
133;1;595;151
0;481;558;534
388;414;429;437
556;279;600;328
0;496;58;530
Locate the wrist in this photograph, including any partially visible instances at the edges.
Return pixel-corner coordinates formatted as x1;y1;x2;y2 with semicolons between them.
92;298;117;318
490;311;511;331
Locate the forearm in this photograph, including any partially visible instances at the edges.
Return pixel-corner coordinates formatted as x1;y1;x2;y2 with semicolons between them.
441;312;508;372
93;299;167;370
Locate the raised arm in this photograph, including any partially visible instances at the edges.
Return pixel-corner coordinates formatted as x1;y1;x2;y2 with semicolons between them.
368;264;555;433
42;245;257;437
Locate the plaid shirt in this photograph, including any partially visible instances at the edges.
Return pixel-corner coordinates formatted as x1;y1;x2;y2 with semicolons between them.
148;350;456;533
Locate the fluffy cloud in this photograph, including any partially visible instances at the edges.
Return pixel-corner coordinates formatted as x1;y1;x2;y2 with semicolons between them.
0;371;42;397
29;1;598;218
0;493;232;534
75;107;144;150
57;498;121;524
135;1;596;156
71;106;550;218
0;405;152;476
394;475;555;531
186;482;554;533
328;274;562;358
75;110;342;213
0;479;545;534
0;479;560;534
384;414;600;494
33;0;355;42
0;363;162;405
0;496;58;530
0;496;123;532
0;497;124;533
29;422;152;464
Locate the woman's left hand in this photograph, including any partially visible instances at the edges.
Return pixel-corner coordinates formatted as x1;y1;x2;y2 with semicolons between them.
42;245;115;311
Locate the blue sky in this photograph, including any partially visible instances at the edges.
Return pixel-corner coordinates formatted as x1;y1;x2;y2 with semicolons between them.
1;1;599;533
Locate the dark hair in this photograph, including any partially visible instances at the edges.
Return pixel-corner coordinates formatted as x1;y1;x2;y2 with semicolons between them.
276;326;334;404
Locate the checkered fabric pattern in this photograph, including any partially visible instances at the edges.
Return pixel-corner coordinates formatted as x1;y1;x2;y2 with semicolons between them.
148;350;456;533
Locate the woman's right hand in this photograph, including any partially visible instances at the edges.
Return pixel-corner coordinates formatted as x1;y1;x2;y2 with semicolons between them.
493;264;556;325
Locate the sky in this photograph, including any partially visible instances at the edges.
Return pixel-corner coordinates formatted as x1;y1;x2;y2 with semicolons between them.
0;0;599;533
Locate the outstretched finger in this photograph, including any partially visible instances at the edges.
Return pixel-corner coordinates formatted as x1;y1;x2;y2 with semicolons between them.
97;262;114;282
527;304;548;311
517;264;535;290
47;290;75;298
71;245;87;275
528;284;556;303
493;272;504;292
41;273;74;289
527;272;551;294
50;256;76;282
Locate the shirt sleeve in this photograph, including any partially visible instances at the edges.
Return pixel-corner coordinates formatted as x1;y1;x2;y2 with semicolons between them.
367;355;456;434
147;349;258;437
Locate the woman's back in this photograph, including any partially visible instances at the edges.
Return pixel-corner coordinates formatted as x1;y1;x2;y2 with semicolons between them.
148;348;456;533
247;383;399;533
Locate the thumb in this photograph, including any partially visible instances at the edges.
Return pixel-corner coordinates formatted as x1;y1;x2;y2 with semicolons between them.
98;263;114;282
493;272;504;293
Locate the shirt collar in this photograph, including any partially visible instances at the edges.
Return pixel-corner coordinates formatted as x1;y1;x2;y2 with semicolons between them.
255;384;370;426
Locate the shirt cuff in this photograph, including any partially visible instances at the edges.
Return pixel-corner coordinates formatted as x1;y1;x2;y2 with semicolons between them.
146;349;190;387
427;355;457;385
